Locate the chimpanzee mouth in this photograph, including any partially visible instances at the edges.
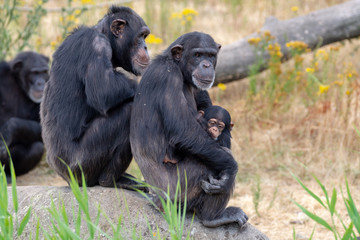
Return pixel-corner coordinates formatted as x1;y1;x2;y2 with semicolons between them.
29;90;43;103
134;59;149;68
192;75;215;90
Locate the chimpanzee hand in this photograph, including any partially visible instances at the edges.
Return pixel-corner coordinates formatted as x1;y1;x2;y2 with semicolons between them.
201;173;230;195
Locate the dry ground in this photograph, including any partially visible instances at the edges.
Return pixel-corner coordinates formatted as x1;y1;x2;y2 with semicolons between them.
14;0;360;239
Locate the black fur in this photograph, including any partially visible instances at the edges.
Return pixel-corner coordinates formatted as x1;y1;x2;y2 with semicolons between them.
130;32;248;227
41;6;149;190
0;51;49;175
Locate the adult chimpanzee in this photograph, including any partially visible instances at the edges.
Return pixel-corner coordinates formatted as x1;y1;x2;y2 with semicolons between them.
40;6;150;190
130;32;248;228
0;51;49;175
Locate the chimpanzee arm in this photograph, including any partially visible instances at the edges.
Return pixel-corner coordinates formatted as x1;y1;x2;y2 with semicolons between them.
195;90;212;111
84;34;137;115
0;118;41;144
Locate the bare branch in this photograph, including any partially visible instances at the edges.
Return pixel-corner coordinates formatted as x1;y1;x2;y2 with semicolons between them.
215;0;360;84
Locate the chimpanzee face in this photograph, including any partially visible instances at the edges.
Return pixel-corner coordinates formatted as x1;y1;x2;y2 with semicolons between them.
109;8;150;76
190;47;219;90
207;118;225;140
170;33;221;90
11;52;49;103
130;26;150;76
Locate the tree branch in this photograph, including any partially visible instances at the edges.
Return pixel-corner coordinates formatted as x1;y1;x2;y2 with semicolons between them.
215;0;360;84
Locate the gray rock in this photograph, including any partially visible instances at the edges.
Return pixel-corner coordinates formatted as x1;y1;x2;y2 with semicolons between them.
8;186;269;240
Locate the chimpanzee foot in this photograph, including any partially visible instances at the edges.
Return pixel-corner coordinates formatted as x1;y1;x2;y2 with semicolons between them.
115;173;149;193
202;207;248;228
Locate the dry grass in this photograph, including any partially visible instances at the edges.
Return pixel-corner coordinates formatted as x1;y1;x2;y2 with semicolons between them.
14;0;360;239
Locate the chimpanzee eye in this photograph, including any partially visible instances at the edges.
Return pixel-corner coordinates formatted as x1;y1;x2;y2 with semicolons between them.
195;52;201;57
208;120;217;127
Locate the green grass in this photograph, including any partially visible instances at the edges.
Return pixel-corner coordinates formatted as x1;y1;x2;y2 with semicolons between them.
0;147;194;239
291;168;360;240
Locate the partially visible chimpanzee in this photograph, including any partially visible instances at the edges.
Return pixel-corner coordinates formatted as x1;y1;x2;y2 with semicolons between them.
0;51;49;175
130;32;248;228
40;6;150;190
198;105;234;149
164;105;234;164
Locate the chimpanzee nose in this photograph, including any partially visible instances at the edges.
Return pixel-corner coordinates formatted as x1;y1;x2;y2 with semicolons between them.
202;62;210;68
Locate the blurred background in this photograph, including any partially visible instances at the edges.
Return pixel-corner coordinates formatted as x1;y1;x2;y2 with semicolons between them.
2;0;360;239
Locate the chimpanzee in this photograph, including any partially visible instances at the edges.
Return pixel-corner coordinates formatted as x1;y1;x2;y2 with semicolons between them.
40;6;150;190
0;51;49;175
198;105;234;148
130;32;248;228
164;105;234;164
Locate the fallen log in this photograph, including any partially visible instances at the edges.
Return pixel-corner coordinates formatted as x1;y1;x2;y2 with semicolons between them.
215;0;360;84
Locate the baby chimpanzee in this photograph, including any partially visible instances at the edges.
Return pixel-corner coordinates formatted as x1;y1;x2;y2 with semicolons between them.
164;105;233;164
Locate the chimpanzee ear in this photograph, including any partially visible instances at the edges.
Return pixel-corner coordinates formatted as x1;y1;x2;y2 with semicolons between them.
171;44;183;61
217;43;222;52
110;19;126;37
11;60;23;73
230;121;234;131
196;110;205;120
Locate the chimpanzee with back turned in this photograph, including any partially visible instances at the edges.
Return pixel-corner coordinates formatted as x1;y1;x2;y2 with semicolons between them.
41;6;150;190
164;105;234;164
0;51;49;176
130;32;248;228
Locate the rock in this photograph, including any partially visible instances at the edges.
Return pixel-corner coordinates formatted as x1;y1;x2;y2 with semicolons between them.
8;186;269;240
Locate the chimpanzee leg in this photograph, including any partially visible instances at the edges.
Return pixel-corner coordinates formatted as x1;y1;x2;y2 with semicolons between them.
8;141;44;175
196;192;248;228
182;161;248;228
70;102;138;189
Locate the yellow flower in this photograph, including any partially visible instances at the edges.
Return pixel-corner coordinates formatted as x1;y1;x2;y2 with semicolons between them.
330;45;340;51
263;31;271;37
75;9;82;16
66;15;76;22
286;41;309;52
182;8;198;16
291;6;299;12
346;90;351;95
37;0;43;5
315;49;329;61
248;37;261;45
145;34;163;45
317;84;330;95
218;83;227;91
170;12;182;20
348;73;353;78
332;80;343;86
51;41;58;51
81;0;94;4
306;68;315;73
186;16;193;21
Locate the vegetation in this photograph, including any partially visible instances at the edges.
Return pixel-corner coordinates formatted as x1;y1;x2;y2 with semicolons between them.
1;0;360;239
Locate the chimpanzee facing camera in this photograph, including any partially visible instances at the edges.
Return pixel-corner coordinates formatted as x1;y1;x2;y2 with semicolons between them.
0;51;49;175
130;32;248;228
